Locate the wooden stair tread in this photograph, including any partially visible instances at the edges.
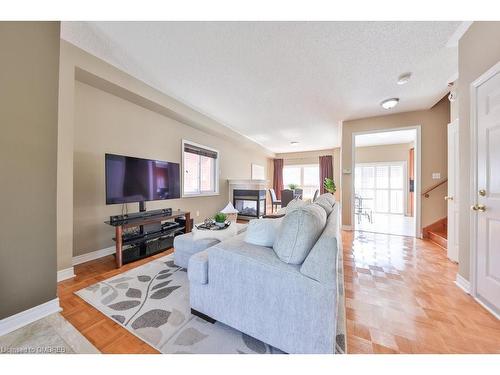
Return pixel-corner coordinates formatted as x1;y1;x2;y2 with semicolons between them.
429;229;447;240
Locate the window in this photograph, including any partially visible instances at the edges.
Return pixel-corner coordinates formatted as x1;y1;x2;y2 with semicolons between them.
283;164;320;200
182;140;219;196
355;162;406;214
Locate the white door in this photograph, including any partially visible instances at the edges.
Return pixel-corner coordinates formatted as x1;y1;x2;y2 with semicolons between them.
473;64;500;316
447;120;459;262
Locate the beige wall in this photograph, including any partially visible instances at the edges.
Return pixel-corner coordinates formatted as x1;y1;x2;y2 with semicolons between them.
73;81;270;256
457;22;500;280
58;41;273;268
274;148;341;200
355;143;414;216
342;96;450;231
0;22;60;318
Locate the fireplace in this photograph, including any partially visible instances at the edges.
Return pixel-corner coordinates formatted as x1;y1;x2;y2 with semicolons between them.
233;189;266;219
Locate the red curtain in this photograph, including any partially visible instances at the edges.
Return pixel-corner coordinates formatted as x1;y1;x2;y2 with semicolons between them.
273;158;284;199
319;155;333;194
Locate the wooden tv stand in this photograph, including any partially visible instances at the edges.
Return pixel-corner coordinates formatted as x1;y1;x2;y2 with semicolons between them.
105;210;191;268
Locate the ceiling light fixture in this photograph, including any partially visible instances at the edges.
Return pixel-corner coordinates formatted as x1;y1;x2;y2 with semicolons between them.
381;98;399;110
290;141;299;146
397;72;412;85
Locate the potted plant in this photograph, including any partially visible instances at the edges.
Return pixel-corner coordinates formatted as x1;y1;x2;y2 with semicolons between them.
288;183;299;191
323;177;336;194
214;212;227;228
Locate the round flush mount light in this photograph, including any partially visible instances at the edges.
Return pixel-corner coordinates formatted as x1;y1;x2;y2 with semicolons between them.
397;72;412;85
290;141;299;146
381;98;399;110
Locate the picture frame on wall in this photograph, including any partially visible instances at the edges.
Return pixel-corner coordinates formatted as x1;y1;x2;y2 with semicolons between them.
251;163;265;180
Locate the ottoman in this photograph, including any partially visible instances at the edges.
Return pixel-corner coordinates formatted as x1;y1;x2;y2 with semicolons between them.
173;223;247;268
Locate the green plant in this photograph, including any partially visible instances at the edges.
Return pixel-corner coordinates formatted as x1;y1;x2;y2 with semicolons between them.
288;183;299;190
323;177;336;194
214;212;227;223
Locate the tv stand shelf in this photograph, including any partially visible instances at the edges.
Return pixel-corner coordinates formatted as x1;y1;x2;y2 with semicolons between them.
105;209;191;268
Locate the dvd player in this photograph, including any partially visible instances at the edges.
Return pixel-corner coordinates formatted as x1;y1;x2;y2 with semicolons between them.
110;208;173;223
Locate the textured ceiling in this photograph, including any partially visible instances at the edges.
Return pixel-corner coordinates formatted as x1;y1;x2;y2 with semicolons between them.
355;129;416;147
61;21;462;153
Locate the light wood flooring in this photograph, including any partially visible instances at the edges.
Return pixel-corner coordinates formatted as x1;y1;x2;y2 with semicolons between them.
57;231;500;354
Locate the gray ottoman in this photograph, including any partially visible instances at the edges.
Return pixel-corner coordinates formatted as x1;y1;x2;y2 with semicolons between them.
173;223;247;268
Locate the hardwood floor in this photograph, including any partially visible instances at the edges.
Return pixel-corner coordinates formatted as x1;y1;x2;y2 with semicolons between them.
57;232;500;354
343;230;500;354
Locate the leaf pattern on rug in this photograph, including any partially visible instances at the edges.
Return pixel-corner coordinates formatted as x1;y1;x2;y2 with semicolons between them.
151;280;171;291
242;333;267;354
101;290;118;305
168;308;186;326
109;276;133;284
108;300;141;311
137;275;151;282
125;288;142;299
156;273;172;280
135;327;163;346
164;260;176;268
150;285;180;300
173;327;208;346
115;282;129;289
158;269;171;274
131;309;171;330
100;286;110;295
111;315;125;324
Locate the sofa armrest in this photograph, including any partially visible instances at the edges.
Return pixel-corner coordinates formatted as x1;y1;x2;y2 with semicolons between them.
188;250;209;284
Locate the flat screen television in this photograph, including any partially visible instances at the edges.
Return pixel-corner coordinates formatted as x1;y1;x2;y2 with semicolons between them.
105;153;180;205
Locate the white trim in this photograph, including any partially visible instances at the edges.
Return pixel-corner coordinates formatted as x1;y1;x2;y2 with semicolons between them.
57;267;75;282
455;274;471;294
351;126;422;238
72;246;115;266
0;298;61;336
446;21;474;48
469;61;500;313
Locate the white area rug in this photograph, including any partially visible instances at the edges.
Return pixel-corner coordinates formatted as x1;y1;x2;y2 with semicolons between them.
76;253;346;354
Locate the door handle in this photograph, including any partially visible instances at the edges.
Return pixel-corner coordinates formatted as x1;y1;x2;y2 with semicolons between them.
471;204;486;212
444;196;453;201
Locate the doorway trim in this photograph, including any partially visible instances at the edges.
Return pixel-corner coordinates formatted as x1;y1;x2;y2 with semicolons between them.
469;61;500;319
351;125;422;238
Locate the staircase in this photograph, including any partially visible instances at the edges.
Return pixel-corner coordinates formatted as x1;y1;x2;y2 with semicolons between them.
422;218;447;249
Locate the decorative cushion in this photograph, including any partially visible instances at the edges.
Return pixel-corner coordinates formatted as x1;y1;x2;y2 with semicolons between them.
314;193;335;215
244;218;283;247
273;204;327;264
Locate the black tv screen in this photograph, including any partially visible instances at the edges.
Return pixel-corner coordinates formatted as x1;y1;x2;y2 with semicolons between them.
105;154;180;204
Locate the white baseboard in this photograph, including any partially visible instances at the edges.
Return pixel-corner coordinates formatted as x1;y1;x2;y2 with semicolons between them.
0;298;61;336
342;225;353;231
57;267;75;282
455;274;471;294
72;246;115;266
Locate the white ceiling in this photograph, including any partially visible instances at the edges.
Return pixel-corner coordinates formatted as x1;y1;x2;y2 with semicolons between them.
61;21;462;153
355;129;416;147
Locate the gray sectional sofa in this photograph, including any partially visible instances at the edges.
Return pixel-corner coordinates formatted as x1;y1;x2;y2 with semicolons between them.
188;195;339;354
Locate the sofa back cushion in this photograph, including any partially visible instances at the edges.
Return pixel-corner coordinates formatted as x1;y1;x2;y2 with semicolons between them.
314;193;335;216
300;203;338;285
244;217;283;247
272;203;327;264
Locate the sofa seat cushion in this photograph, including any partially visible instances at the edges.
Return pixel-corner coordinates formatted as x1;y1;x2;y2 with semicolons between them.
273;203;327;264
244;217;283;247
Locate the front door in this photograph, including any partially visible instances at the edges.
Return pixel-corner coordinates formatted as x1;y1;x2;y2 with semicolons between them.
474;63;500;316
447;120;459;262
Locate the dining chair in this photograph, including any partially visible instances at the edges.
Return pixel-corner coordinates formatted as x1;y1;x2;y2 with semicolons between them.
269;188;281;212
281;189;294;208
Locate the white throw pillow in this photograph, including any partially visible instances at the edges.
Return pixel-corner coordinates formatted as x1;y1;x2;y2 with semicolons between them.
244;218;283;247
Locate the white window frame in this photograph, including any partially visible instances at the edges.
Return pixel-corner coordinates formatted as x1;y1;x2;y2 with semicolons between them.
283;163;320;198
354;161;407;215
181;139;220;198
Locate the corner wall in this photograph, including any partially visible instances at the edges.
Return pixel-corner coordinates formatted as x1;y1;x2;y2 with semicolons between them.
58;41;274;269
341;97;450;231
457;22;500;281
0;22;60;318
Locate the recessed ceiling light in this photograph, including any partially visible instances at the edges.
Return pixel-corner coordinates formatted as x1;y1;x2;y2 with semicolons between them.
381;98;399;110
290;141;299;146
397;72;412;85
